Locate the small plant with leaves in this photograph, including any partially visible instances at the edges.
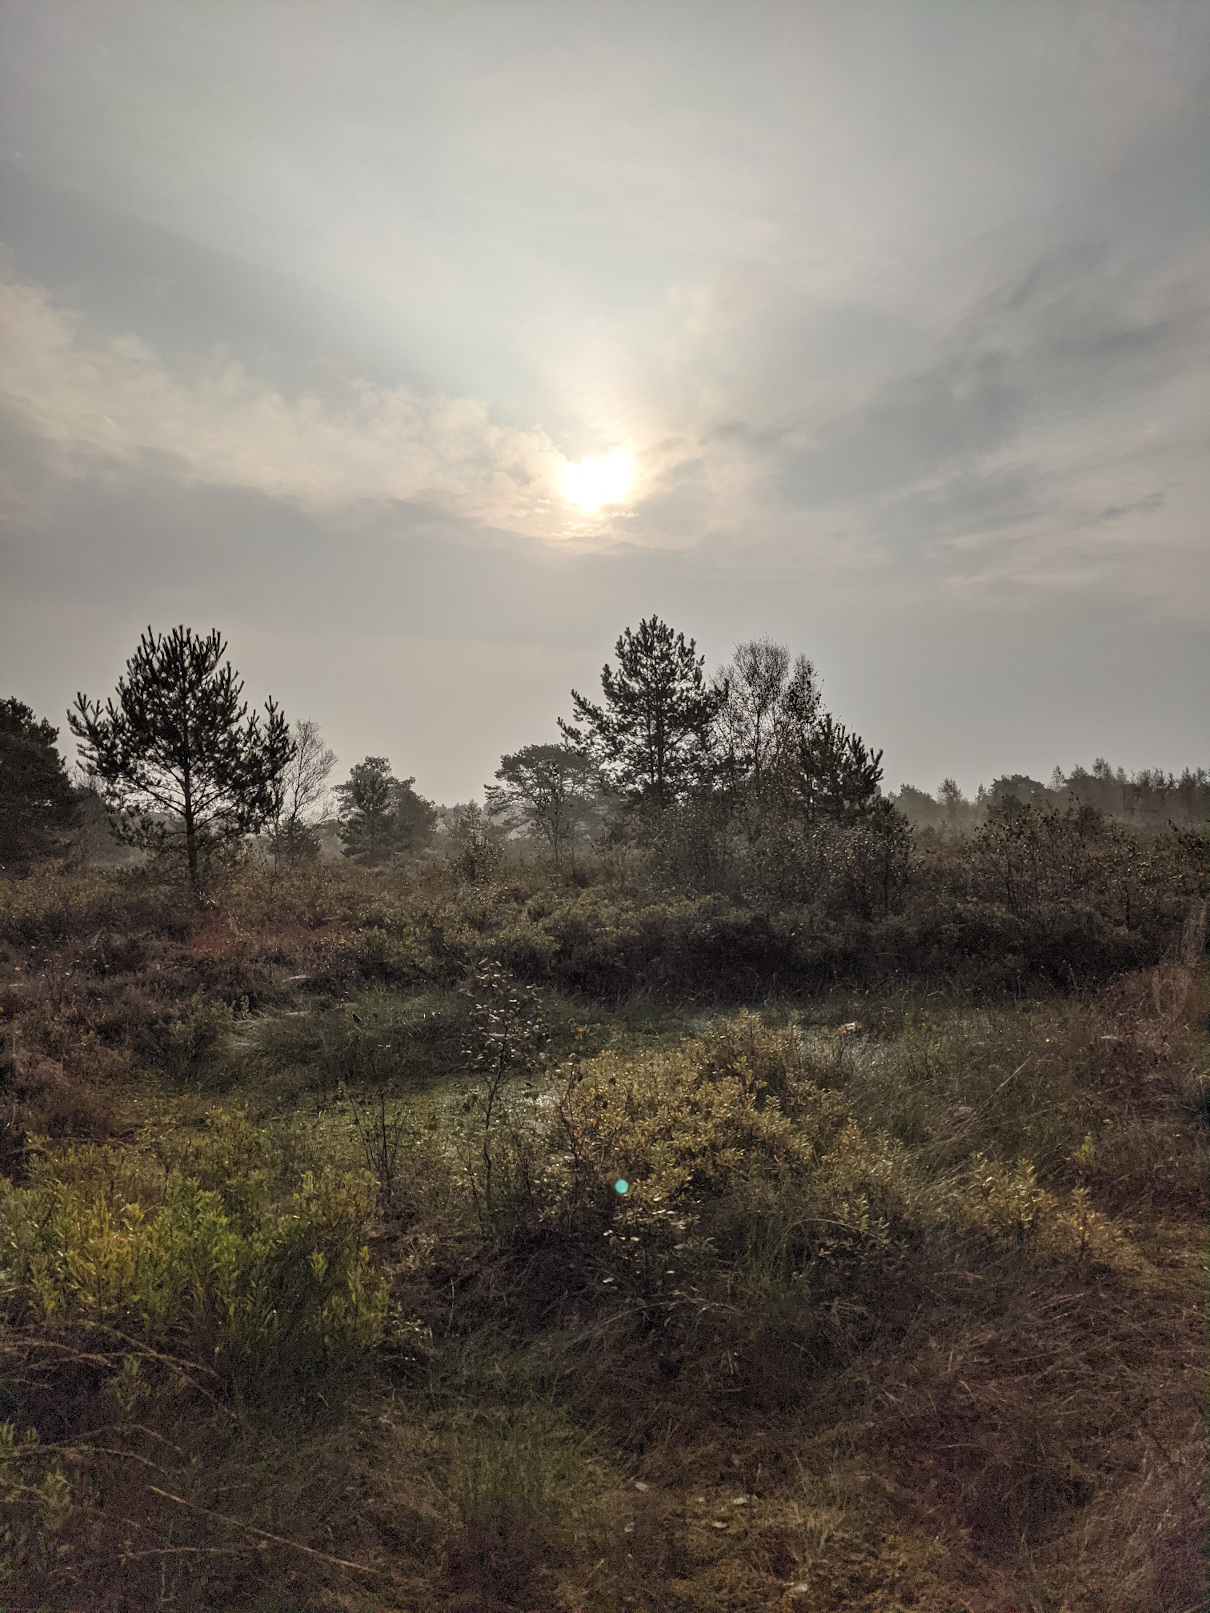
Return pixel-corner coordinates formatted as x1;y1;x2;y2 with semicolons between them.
459;960;549;1231
346;1086;410;1218
0;1141;388;1395
0;1421;72;1580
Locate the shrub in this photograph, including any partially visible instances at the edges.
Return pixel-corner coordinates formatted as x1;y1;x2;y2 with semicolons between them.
155;990;243;1078
455;1013;919;1396
0;1421;72;1582
739;814;911;919
0;868;192;951
0;1142;387;1394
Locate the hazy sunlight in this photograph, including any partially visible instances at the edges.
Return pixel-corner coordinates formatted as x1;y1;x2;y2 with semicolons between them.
559;452;632;512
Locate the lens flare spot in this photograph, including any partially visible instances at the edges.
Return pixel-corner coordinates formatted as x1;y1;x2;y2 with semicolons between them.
614;1178;629;1195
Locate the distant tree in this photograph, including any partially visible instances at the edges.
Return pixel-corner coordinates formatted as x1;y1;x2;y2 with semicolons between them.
441;801;506;884
938;777;969;826
716;639;822;793
715;639;789;786
268;718;336;866
69;627;293;887
988;774;1060;815
0;699;77;874
939;778;962;811
485;743;600;866
894;784;944;829
337;758;395;864
336;757;435;865
560;617;724;809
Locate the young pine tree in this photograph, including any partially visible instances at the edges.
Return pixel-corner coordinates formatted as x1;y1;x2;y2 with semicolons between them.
336;757;435;865
560;617;723;811
69;627;293;886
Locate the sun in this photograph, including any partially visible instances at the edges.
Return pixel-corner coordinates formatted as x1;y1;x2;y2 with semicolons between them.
559;452;632;512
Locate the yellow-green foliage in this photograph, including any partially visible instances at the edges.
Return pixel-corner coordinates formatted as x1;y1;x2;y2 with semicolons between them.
0;1140;387;1386
949;1150;1122;1264
530;1012;912;1286
341;892;482;986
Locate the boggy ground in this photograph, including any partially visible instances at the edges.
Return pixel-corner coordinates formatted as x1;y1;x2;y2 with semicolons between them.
0;858;1205;1612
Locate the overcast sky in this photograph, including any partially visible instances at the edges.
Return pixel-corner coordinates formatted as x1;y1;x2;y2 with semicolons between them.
2;0;1208;802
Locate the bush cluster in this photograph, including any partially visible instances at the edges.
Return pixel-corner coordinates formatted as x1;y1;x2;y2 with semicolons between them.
0;1124;386;1396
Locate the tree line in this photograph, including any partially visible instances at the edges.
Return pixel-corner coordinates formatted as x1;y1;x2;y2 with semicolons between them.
2;619;1205;904
895;762;1210;832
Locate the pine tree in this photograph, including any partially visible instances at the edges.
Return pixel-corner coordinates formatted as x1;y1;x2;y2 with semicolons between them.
69;627;293;886
485;743;599;865
560;617;723;809
789;714;889;826
0;699;77;873
336;758;435;865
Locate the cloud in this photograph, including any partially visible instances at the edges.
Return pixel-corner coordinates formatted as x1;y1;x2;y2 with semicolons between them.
3;221;1208;612
0;274;575;536
772;241;1209;503
673;239;1210;609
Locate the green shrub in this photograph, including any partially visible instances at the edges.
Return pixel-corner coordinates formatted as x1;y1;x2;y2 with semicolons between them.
335;894;481;988
0;871;212;966
155;990;243;1078
0;1144;387;1393
0;1421;72;1581
314;991;470;1091
448;1013;920;1395
943;1151;1121;1266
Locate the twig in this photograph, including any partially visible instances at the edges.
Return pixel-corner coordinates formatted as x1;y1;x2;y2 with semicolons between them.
6;1442;169;1474
992;1059;1030;1096
119;1544;253;1560
84;1323;224;1381
0;1336;112;1367
7;1329;238;1420
145;1486;386;1575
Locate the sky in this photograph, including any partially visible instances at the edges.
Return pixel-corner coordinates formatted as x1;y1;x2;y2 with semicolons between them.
1;0;1208;803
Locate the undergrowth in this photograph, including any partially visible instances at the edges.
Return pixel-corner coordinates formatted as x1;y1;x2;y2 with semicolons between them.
0;857;1204;1611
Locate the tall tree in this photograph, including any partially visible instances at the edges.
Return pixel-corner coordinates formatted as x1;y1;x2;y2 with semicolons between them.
336;757;435;865
485;743;599;865
714;639;884;827
0;699;77;874
560;617;724;809
268;717;336;866
938;777;968;826
69;627;293;886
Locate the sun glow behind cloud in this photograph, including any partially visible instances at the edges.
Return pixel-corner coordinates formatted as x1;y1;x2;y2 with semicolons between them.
559;452;632;512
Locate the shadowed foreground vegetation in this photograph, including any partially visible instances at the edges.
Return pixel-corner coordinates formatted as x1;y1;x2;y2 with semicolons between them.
0;840;1205;1611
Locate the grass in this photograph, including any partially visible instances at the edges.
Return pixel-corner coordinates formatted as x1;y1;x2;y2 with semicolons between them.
0;856;1204;1611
